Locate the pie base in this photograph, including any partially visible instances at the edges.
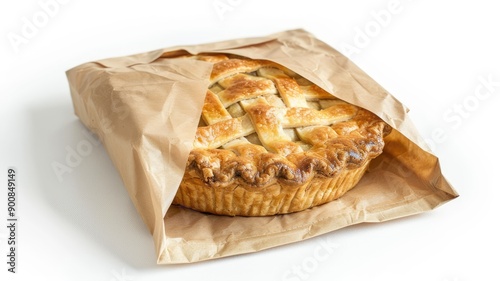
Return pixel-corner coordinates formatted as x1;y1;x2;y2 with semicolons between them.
173;160;370;216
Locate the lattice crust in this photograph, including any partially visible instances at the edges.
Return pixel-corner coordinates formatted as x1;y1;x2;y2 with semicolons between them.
173;54;392;216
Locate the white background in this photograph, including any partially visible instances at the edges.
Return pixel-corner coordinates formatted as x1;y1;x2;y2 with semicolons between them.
1;0;499;280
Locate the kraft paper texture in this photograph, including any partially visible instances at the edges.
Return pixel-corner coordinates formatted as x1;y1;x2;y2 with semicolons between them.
66;29;458;264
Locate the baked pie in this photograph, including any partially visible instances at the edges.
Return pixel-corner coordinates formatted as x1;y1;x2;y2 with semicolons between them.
172;54;392;216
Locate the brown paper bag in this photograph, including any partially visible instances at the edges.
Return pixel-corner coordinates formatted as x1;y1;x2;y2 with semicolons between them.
66;29;458;264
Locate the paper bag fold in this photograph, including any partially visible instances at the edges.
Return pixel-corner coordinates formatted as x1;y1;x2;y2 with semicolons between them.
66;29;458;264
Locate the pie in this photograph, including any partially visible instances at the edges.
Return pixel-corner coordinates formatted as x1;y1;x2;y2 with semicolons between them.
172;54;392;216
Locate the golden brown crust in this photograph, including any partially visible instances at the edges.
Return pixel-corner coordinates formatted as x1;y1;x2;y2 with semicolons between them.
173;161;371;216
210;59;268;85
188;111;387;187
218;74;277;107
173;54;392;216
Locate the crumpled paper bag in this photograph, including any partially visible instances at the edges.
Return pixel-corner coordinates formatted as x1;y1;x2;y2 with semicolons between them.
66;29;458;264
